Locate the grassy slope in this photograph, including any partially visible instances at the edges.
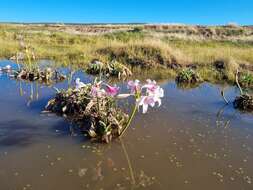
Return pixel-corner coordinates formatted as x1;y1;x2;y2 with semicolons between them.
0;24;253;82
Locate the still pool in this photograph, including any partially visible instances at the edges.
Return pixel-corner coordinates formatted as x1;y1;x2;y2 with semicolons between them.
0;60;253;190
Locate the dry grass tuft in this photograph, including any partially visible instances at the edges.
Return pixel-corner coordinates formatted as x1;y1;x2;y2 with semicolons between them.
96;40;190;68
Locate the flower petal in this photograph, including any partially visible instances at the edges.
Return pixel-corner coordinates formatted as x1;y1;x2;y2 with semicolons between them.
142;103;148;114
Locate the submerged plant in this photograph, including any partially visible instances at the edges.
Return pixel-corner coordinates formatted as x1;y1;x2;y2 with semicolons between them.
45;78;164;143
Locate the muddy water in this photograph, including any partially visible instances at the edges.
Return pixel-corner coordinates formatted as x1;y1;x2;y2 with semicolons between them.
0;60;253;190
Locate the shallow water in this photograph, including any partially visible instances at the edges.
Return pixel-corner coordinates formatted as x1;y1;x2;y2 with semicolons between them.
0;60;253;190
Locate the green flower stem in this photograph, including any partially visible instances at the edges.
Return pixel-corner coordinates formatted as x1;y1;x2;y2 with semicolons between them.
120;103;138;137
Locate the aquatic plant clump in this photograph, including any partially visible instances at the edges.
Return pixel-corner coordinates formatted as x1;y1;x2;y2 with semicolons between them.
10;39;67;84
46;82;128;143
239;72;253;88
176;68;201;83
86;60;132;78
45;78;164;143
234;94;253;111
14;67;66;83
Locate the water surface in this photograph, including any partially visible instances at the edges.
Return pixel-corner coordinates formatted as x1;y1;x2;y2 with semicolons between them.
0;60;253;190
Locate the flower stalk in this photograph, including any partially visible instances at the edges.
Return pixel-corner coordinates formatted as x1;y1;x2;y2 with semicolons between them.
120;102;138;137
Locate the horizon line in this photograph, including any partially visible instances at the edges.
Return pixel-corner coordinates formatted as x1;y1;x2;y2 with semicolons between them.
0;21;252;27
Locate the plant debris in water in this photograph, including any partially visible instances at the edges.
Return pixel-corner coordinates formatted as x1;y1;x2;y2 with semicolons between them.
176;68;201;84
87;59;132;79
45;78;164;143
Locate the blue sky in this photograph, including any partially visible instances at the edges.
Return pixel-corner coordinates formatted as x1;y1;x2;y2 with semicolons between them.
0;0;252;25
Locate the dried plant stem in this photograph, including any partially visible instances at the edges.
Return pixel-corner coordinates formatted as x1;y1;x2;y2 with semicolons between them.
221;90;229;104
235;69;243;95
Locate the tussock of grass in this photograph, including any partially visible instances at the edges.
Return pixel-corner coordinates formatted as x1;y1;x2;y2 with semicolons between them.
96;40;189;68
213;57;239;81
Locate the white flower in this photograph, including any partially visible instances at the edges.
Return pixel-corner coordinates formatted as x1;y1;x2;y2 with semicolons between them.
75;78;86;89
4;65;11;70
137;94;163;114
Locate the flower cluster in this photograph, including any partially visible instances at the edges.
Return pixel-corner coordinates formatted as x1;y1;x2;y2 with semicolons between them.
75;78;120;98
72;78;164;139
76;78;164;114
127;79;164;114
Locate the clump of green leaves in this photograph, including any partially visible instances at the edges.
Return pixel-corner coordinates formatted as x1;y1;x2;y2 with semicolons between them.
86;60;104;75
87;60;132;79
176;68;202;83
239;72;253;88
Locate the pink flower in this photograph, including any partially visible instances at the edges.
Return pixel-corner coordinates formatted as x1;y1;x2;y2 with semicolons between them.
135;79;164;114
91;86;105;97
137;93;164;114
127;80;141;94
143;79;164;98
105;84;119;96
142;79;157;92
137;96;156;114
